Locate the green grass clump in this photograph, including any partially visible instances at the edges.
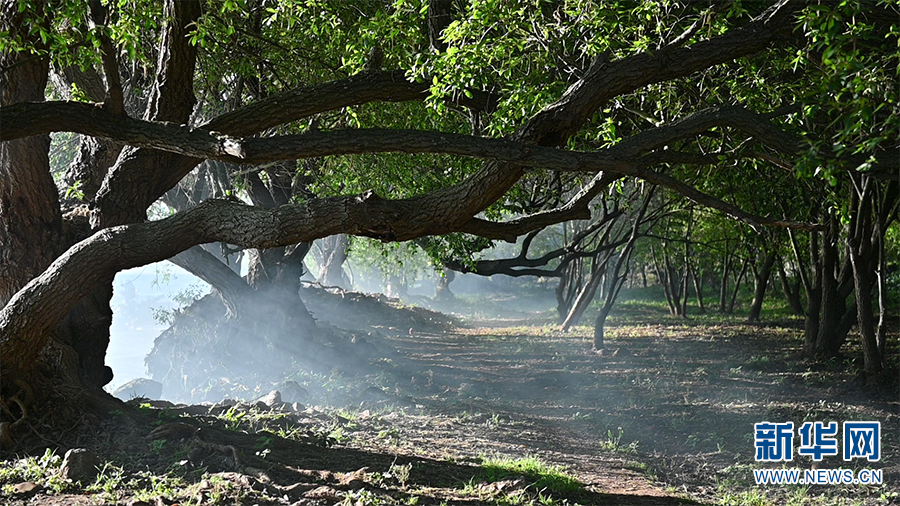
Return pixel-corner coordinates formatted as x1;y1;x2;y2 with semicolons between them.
0;449;71;494
478;455;582;494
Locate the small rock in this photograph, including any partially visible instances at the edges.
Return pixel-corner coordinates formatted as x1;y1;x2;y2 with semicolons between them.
12;481;41;495
280;381;309;404
59;448;98;481
113;378;163;400
258;390;282;407
291;402;306;412
127;500;153;506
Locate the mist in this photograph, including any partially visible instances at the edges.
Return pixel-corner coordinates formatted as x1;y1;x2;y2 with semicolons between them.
105;264;209;392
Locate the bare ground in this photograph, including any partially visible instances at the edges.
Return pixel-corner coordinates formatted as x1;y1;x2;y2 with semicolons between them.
2;297;897;505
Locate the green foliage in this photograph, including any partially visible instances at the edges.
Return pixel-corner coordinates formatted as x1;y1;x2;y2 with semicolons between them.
3;0;161;70
64;180;85;201
792;1;899;182
478;455;582;494
149;282;207;325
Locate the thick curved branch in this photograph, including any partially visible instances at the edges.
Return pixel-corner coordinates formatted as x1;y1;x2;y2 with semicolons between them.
4;100;824;233
609;105;802;158
456;172;621;241
514;0;801;146
0;104;626;169
0;104;802;168
200;70;427;136
168;246;252;317
0;191;500;366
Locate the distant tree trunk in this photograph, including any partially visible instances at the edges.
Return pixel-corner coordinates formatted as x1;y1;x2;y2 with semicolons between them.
385;273;408;299
727;259;749;315
846;173;897;374
690;263;706;314
556;259;583;321
777;261;804;316
871;179;897;360
850;245;881;373
718;250;732;313
747;249;777;322
592;191;652;349
653;246;686;317
814;225;855;357
434;268;455;301
561;258;605;331
317;234;349;288
593;304;613;350
874;219;888;359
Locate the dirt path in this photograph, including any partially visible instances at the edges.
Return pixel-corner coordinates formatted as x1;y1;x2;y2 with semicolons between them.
368;317;898;505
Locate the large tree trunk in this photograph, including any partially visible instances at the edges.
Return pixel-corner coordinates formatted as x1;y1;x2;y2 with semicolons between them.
1;1;202;438
0;1;120;440
0;1;60;305
556;259;582;321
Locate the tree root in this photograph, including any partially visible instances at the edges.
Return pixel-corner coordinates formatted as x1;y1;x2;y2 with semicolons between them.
0;395;27;428
1;378;35;428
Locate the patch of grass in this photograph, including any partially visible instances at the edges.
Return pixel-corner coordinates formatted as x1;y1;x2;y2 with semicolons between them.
478;455;582;494
126;470;190;502
0;449;71;494
623;460;658;481
598;426;639;454
85;462;127;499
